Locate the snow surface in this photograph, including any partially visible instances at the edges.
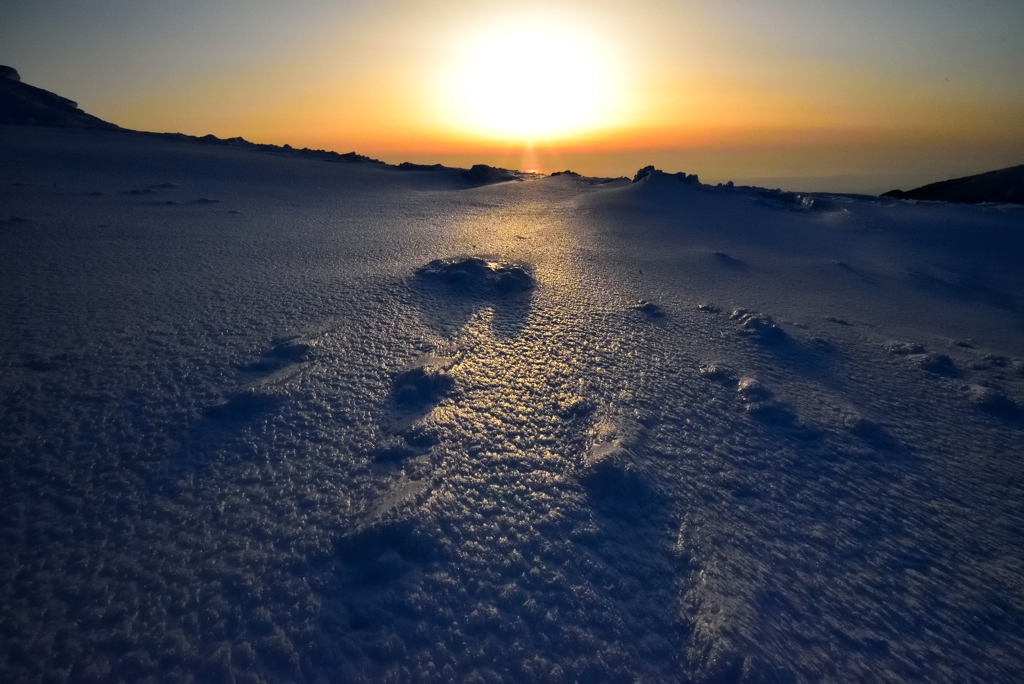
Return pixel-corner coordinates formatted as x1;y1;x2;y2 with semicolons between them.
2;126;1024;683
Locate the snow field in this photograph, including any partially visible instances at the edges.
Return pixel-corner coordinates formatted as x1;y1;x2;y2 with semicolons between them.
2;127;1023;682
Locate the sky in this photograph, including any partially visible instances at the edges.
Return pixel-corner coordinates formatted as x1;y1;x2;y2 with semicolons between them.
3;0;1023;192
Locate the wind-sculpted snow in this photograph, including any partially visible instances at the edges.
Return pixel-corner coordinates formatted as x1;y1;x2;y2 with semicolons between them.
2;127;1024;683
416;257;537;294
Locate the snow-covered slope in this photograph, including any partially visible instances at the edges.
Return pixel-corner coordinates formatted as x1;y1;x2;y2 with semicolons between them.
2;126;1023;683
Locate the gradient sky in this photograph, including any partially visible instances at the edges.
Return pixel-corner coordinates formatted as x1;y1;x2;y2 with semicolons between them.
4;0;1023;192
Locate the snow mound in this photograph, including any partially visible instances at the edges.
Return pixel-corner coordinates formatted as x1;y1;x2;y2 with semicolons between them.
633;299;665;318
730;308;786;341
713;251;746;268
885;341;927;355
580;412;654;518
415;256;536;294
964;384;1021;418
917;353;959;377
392;360;454;408
753;188;825;211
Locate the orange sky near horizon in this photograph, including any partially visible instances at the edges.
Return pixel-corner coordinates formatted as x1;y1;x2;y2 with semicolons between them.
4;0;1023;190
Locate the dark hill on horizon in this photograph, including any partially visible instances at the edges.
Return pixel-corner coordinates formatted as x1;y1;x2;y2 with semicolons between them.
0;66;118;130
4;63;1020;198
0;65;521;185
883;164;1024;205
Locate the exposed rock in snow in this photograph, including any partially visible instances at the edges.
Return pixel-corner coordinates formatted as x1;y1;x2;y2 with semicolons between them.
460;164;520;185
632;165;701;185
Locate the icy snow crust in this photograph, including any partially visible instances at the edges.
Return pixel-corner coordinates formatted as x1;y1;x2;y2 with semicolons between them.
2;127;1024;683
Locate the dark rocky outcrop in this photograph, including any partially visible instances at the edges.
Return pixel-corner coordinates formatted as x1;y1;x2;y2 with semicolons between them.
394;162;521;186
632;165;700;185
397;162;446;171
0;65;118;129
460;164;520;185
882;165;1024;205
0;66;550;187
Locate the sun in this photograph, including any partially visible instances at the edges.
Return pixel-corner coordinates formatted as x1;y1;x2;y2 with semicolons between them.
441;20;621;142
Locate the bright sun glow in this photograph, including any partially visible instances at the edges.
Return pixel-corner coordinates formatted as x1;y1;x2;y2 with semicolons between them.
441;21;621;142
